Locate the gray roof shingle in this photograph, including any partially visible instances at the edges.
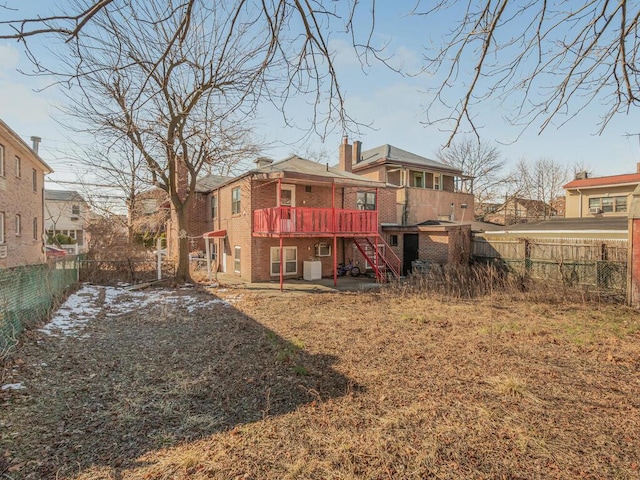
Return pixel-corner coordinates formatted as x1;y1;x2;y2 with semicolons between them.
355;144;461;174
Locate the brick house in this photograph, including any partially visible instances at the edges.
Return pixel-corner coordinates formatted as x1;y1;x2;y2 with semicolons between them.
340;138;473;274
0;119;53;268
168;136;475;283
171;155;401;285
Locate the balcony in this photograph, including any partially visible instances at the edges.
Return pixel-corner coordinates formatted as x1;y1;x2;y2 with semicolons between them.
253;207;378;237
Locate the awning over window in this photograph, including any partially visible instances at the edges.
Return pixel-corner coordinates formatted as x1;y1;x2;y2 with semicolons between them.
203;229;227;238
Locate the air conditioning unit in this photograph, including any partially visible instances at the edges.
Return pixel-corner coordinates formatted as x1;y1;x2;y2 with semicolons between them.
315;242;331;257
589;207;602;214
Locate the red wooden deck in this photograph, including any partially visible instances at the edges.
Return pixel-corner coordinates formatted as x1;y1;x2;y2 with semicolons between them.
253;207;378;237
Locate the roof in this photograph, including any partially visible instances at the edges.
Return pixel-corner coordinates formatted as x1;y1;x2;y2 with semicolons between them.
195;174;233;193
381;219;503;233
202;155;388;192
564;172;640;189
353;144;462;175
44;189;86;203
255;155;385;186
0;118;53;174
485;217;628;234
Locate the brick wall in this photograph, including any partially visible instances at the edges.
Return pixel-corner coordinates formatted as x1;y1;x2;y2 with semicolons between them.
0;125;48;268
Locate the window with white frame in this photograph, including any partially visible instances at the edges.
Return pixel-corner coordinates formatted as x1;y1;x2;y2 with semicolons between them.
231;187;241;214
433;174;441;190
72;205;80;216
234;246;241;273
15;214;21;236
0;144;4;177
210;242;217;260
15;156;21;178
410;171;424;188
211;195;218;219
0;212;5;243
589;196;627;213
356;191;376;210
270;246;297;276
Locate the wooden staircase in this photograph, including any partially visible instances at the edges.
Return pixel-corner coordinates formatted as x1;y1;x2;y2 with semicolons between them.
353;236;401;282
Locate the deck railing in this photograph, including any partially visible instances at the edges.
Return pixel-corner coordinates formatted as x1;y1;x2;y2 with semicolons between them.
253;207;378;236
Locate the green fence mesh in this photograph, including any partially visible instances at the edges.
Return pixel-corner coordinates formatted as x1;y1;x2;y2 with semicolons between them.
0;257;79;356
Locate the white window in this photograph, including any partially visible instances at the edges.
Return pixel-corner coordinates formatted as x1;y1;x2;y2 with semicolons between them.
0;212;5;243
270;246;297;276
15;156;21;178
234;246;241;273
72;205;80;215
0;144;4;177
434;174;441;190
232;187;241;214
356;192;376;210
15;214;21;236
211;195;218;219
210;242;217;260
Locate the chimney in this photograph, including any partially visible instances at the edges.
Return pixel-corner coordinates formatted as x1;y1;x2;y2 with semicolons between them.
352;140;362;165
254;157;274;169
30;136;41;154
339;136;352;172
637;162;640;173
574;170;589;180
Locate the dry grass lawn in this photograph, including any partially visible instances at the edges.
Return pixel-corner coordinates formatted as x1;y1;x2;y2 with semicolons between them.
1;283;639;479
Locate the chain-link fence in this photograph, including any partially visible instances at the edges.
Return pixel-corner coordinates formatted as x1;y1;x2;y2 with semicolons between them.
0;257;79;357
79;259;175;285
473;236;628;299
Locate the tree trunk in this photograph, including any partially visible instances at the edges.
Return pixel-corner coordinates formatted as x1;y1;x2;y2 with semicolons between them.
173;203;191;283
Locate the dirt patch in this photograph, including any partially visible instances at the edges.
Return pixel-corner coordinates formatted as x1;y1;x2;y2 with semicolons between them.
2;284;640;479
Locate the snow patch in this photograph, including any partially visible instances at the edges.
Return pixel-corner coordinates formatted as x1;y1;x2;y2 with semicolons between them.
1;383;25;391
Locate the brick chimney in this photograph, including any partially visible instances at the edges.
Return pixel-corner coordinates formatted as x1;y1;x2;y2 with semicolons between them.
30;136;41;154
254;157;274;168
339;136;352;172
637;162;640;173
352;140;362;165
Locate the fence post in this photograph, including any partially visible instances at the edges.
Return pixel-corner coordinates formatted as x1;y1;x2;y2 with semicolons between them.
627;185;640;306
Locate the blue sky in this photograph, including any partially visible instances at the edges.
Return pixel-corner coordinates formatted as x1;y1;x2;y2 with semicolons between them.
1;0;640;193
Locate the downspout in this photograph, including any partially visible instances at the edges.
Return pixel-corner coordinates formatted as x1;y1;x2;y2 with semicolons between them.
278;179;283;291
332;182;337;287
577;188;583;218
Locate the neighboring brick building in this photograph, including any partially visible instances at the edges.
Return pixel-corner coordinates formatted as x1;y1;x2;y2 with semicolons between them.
0;119;53;268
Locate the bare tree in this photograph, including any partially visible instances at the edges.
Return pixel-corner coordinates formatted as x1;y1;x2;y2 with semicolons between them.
436;138;506;212
414;1;640;143
3;1;639;146
0;0;368;281
508;157;569;221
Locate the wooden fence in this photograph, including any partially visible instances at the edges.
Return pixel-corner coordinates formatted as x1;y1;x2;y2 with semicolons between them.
472;236;628;293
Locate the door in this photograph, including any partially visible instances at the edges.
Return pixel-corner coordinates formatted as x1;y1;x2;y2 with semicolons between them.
402;233;419;275
280;184;296;232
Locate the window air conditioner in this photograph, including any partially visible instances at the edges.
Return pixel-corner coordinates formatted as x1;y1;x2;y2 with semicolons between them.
588;207;602;214
315;242;331;257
